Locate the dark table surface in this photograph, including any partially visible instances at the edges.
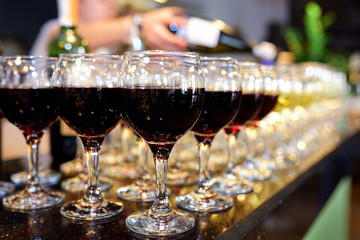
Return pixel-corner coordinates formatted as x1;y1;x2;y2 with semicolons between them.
0;130;359;240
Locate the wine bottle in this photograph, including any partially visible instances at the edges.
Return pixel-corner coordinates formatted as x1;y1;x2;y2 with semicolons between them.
0;40;3;55
169;17;252;53
49;0;88;169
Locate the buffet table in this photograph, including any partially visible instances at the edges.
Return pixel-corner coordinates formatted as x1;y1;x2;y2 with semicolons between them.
0;130;359;240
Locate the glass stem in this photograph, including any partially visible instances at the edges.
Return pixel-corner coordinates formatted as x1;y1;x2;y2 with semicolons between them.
254;126;263;158
196;138;213;194
136;138;150;185
262;125;271;160
224;133;238;176
24;133;43;190
77;137;87;180
82;139;103;204
150;147;171;214
244;126;257;162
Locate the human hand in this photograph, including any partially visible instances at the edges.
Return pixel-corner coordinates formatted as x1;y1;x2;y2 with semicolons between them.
141;7;188;51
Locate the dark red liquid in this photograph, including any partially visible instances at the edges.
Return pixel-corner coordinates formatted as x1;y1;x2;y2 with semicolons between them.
224;93;264;134
121;87;204;145
192;91;242;141
56;87;123;139
0;88;58;134
253;95;278;121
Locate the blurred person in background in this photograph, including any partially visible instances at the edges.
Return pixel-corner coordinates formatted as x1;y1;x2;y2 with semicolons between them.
30;0;188;55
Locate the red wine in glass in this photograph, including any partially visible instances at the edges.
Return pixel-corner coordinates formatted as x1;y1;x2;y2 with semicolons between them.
192;90;242;140
252;94;278;123
57;87;123;141
121;87;204;147
0;88;59;134
224;92;264;134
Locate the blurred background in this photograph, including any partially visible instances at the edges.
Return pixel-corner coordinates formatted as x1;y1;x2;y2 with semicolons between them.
1;0;359;55
1;1;360;238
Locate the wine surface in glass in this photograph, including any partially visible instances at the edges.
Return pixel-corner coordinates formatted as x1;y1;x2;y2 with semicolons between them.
191;90;242;137
56;87;122;138
224;93;264;134
253;94;278;121
0;88;58;133
121;87;204;144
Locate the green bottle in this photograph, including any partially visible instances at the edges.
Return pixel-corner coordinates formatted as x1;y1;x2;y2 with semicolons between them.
48;0;88;57
49;0;88;168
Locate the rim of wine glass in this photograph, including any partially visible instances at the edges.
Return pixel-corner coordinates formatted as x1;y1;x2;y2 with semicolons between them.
200;56;237;62
58;53;123;60
200;56;239;69
238;61;261;67
1;55;58;61
123;50;200;60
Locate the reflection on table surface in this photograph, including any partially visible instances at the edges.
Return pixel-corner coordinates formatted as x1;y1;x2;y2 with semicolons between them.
0;133;341;240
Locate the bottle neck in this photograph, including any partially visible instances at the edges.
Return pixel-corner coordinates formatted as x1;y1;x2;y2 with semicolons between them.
219;33;250;51
57;0;78;27
60;25;77;33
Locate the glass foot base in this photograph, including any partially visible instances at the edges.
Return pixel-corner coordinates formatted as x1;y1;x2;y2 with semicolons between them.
60;199;123;221
167;168;198;186
211;175;253;196
176;190;233;213
2;187;64;210
266;157;290;171
0;181;15;198
60;158;83;177
11;169;61;186
103;166;137;180
61;175;112;193
126;209;195;237
116;182;155;202
237;161;272;181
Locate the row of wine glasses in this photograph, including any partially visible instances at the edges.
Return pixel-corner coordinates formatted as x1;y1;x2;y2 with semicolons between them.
0;52;349;238
0;52;204;237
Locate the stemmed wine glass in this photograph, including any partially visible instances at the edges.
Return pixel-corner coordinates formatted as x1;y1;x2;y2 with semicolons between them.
116;135;155;202
176;57;242;212
211;61;266;195
0;56;15;198
55;53;123;221
241;63;279;177
0;56;64;210
234;62;273;181
121;50;204;236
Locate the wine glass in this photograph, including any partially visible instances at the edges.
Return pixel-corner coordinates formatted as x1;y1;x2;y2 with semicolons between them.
121;50;204;236
272;64;305;165
55;53;123;221
234;62;274;181
0;56;64;210
242;63;279;176
0;56;16;198
176;57;242;212
211;61;266;195
116;135;155;202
